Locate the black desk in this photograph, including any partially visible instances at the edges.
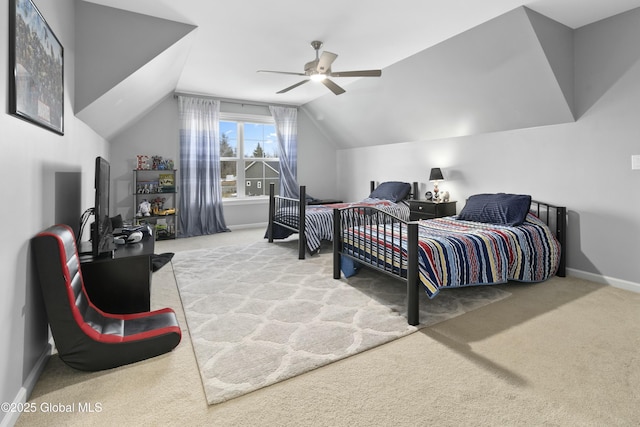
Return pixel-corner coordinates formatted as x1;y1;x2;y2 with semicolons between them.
79;235;154;314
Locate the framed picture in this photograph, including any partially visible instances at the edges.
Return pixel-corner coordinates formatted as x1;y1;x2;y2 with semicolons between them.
9;0;64;135
158;173;175;192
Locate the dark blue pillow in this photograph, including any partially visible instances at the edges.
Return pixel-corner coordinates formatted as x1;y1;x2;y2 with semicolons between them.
458;193;532;226
369;181;411;202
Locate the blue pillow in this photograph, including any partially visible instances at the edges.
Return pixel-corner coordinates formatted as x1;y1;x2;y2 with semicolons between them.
369;181;411;202
458;193;532;226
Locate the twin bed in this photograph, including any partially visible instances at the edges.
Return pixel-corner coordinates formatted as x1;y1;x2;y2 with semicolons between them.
332;193;566;325
266;181;414;259
266;182;566;326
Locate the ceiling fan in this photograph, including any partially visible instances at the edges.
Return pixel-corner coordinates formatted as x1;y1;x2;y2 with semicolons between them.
258;40;382;95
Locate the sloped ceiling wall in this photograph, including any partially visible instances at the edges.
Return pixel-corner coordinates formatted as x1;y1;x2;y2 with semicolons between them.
301;6;575;149
75;2;196;139
575;6;640;117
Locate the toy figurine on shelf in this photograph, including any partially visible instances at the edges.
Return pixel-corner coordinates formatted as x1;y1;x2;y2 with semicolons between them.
137;200;151;217
150;197;166;215
151;155;163;170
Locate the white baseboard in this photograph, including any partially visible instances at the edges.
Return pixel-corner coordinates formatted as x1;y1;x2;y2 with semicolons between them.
567;268;640;293
227;222;267;231
0;341;52;427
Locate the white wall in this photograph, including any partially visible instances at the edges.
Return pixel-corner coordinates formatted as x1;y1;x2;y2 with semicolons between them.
335;10;640;288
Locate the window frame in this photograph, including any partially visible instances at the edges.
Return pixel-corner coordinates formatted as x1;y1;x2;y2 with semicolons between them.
219;112;279;201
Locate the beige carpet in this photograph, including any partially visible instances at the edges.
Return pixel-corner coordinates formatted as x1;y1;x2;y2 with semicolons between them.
171;240;510;404
15;228;640;426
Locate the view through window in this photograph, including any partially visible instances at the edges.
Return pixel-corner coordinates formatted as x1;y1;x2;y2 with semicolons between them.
220;118;279;198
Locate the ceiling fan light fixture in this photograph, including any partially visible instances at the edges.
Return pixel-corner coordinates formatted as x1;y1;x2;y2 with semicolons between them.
310;73;327;82
259;40;381;95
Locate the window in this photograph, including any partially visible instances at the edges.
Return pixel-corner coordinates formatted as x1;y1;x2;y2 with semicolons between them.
220;116;279;198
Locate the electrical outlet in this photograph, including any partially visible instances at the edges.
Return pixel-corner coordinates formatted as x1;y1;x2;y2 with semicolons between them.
632;155;640;170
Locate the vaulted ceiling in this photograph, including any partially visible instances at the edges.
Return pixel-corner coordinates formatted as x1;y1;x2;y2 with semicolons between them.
76;0;640;141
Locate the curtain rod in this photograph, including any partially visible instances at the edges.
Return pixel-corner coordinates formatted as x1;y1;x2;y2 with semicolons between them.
173;91;299;109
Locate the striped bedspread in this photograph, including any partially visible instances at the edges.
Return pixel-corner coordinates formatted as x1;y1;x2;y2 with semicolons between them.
342;213;561;297
274;198;410;254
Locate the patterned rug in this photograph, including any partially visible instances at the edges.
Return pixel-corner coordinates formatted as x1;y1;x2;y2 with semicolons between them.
172;240;510;405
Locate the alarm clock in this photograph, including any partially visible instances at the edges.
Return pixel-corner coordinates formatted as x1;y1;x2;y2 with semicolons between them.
425;191;433;201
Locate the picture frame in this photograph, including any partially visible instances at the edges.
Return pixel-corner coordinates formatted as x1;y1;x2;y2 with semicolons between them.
158;173;175;192
9;0;64;135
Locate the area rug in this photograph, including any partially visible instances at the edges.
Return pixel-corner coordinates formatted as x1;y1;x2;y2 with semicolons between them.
171;240;510;405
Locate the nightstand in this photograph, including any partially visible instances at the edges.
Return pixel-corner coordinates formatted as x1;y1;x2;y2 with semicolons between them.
408;200;457;221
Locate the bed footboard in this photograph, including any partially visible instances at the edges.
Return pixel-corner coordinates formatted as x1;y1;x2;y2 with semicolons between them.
332;207;421;325
268;183;306;259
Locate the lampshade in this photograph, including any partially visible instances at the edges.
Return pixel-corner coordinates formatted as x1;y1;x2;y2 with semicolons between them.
429;168;444;181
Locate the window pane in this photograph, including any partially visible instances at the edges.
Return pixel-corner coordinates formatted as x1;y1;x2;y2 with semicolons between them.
221;161;237;198
244;123;278;158
218;118;280;198
219;121;237;157
244;161;262;196
243;160;281;196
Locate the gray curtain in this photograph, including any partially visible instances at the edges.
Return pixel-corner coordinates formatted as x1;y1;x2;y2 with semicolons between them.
177;96;229;237
269;106;299;199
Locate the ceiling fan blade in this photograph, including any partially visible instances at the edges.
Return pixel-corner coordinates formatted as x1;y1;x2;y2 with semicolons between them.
317;51;338;73
330;70;382;77
276;79;310;94
321;78;345;95
258;70;306;76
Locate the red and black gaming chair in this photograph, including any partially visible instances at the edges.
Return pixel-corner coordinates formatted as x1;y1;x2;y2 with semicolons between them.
32;224;181;371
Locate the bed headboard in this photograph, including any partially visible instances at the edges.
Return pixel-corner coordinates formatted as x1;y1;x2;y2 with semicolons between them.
369;181;420;200
530;200;566;277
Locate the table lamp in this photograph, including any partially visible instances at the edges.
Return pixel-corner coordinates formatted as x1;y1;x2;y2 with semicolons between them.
429;168;444;202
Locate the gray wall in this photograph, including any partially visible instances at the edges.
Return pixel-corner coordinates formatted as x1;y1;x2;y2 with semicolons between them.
110;95;180;221
0;0;109;424
328;8;640;289
111;97;338;228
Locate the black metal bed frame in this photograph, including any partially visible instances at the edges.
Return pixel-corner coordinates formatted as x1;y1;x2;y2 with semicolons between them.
266;181;420;260
332;200;567;326
266;183;308;259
